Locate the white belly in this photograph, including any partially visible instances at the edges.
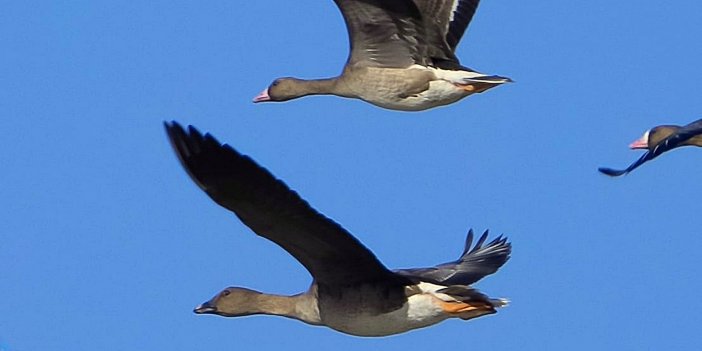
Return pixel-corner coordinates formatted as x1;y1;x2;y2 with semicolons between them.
320;294;449;337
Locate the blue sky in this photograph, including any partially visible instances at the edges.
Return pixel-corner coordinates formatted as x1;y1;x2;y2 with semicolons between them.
2;1;702;350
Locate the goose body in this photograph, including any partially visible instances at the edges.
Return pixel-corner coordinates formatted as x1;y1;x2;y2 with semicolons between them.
599;118;702;177
319;284;456;336
329;65;501;111
318;282;507;336
165;121;511;336
254;0;511;111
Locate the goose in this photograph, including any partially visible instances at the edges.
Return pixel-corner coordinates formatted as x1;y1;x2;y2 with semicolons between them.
253;0;511;111
599;118;702;177
164;121;511;336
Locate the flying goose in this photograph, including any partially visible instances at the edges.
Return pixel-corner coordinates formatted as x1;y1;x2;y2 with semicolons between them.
253;0;511;111
599;118;702;177
164;121;510;336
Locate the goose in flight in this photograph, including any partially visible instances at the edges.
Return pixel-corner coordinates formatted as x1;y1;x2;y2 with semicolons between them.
253;0;511;111
599;118;702;177
164;121;511;336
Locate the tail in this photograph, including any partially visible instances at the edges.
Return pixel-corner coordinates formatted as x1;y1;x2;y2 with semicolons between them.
459;74;513;94
434;285;508;320
433;67;514;85
395;229;511;286
464;74;514;84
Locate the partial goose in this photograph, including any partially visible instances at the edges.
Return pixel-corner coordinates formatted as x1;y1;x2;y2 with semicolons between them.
164;121;510;336
599;118;702;177
253;0;511;111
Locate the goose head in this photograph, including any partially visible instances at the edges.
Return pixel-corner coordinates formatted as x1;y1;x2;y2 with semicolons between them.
629;125;679;150
253;78;310;103
194;287;262;317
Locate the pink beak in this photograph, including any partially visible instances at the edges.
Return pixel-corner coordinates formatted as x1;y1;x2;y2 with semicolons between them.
629;136;648;149
253;89;271;103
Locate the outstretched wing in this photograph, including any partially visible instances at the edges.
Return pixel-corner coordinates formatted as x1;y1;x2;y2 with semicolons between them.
395;229;510;286
334;0;428;68
598;152;653;177
165;121;406;286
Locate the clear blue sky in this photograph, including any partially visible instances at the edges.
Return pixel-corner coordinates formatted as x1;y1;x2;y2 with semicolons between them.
2;1;702;350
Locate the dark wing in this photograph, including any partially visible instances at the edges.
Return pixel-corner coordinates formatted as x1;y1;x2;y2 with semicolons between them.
415;0;480;53
599;119;702;177
394;229;510;286
165;121;406;286
598;152;654;177
446;0;480;51
334;0;428;68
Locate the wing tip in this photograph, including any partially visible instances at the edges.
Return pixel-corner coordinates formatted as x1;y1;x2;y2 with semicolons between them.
461;228;511;261
598;166;627;177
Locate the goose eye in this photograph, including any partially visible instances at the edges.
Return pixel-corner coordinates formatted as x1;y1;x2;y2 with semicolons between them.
222;290;231;297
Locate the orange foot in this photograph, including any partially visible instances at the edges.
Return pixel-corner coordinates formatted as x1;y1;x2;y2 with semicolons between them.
457;84;476;92
455;83;492;93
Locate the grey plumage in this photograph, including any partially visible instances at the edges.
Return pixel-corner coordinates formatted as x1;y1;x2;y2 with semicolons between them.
257;0;509;110
395;229;511;286
334;0;426;68
336;0;483;69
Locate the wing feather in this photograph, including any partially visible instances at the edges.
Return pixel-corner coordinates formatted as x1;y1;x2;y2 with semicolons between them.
165;121;404;286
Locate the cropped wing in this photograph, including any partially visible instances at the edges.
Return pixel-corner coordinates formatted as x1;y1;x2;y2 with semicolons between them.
334;0;428;68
